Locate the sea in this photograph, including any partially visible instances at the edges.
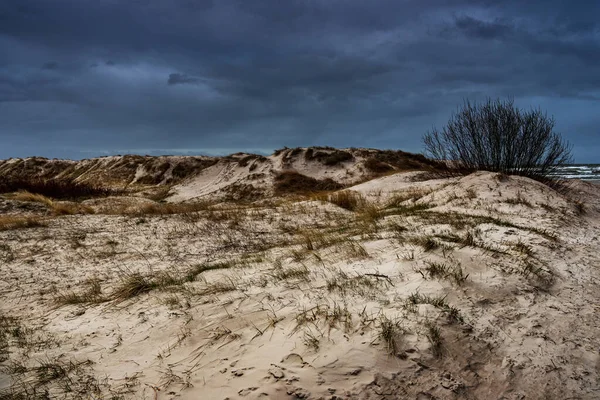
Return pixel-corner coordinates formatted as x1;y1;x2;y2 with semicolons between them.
549;164;600;182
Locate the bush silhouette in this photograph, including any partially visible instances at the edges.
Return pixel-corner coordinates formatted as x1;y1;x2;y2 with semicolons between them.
423;98;572;181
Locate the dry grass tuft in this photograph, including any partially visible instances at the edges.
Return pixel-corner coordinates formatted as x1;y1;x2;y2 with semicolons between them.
111;270;185;301
112;272;158;300
0;215;47;231
8;190;94;215
130;201;210;216
10;190;54;206
271;262;310;282
409;235;439;252
55;278;104;305
419;261;469;285
406;292;463;323
424;321;443;358
51;202;95;215
379;315;405;355
335;240;370;260
145;186;172;202
325;190;365;211
505;191;533;207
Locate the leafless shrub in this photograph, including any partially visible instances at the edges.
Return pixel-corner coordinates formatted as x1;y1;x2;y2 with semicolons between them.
423;98;572;182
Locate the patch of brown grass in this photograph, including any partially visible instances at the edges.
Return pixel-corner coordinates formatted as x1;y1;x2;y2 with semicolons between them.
128;201;210;216
55;278;104;305
8;190;94;215
0;215;47;231
274;171;344;195
51;202;95;215
0;176;119;199
145;186;172;202
9;191;54;207
364;158;394;174
325;190;365;211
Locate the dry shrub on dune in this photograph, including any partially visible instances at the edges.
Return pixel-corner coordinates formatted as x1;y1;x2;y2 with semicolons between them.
423;98;572;183
0;177;119;199
274;171;344;194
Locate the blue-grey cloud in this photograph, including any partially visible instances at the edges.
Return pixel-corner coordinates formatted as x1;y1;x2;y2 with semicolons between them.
0;0;598;161
168;73;200;85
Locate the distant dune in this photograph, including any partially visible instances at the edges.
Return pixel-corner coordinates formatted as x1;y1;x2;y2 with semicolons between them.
0;147;440;201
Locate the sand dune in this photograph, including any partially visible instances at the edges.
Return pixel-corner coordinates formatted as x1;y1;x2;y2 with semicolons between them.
1;153;599;399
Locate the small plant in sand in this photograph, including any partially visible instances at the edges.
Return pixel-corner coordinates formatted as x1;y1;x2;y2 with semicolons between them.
406;292;464;323
384;202;432;217
424;321;443;358
419;261;469;286
505;191;533;208
409;235;438;252
378;315;405;355
271;261;310;282
112;272;158;300
512;240;535;257
55;278;104;305
573;200;586;215
303;330;321;352
521;261;555;288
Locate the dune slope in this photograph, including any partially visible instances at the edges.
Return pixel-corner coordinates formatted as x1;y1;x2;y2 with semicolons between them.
0;169;599;399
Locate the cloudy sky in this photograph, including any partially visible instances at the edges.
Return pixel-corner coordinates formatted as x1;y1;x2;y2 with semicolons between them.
1;0;599;162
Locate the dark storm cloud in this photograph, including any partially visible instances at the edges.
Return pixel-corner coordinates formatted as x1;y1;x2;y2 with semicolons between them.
454;16;513;39
0;0;599;161
42;61;58;70
168;73;200;85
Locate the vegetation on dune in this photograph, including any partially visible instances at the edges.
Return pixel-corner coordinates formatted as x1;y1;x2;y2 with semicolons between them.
423;98;572;182
274;170;345;194
0;176;119;200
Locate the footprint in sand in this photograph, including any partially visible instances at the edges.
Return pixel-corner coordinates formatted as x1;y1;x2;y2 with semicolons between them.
281;353;306;366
